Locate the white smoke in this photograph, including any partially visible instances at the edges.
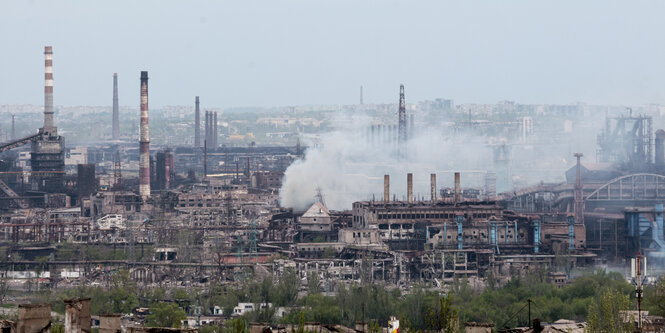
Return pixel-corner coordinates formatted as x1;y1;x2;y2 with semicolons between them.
280;113;492;211
279;110;601;211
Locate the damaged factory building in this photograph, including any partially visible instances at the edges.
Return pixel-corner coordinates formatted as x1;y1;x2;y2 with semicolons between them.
346;172;591;284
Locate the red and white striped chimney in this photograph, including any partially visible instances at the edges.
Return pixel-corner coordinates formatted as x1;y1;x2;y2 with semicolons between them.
139;71;151;199
44;46;54;131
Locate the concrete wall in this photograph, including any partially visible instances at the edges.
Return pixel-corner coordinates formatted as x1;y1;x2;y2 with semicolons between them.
64;298;90;333
99;314;121;333
17;304;51;333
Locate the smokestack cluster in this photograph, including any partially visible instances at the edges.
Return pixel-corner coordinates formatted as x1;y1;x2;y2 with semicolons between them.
194;96;200;148
112;73;119;140
205;111;218;150
43;46;54;131
365;124;398;146
139;71;151;199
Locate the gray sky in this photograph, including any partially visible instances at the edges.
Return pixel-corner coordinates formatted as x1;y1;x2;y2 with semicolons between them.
1;0;665;108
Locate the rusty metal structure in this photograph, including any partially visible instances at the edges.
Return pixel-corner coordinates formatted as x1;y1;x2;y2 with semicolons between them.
398;84;406;146
112;73;119;140
139;71;151;199
113;150;122;190
597;112;653;171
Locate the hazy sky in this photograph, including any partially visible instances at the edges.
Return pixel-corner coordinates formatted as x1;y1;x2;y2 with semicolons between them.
1;1;665;108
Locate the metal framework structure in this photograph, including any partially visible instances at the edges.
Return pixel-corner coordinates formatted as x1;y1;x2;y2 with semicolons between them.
398;84;406;145
585;173;665;201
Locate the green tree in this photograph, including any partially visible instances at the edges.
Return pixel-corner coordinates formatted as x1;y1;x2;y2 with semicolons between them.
426;296;458;333
275;268;299;306
146;302;187;328
645;276;665;317
51;322;64;333
307;272;320;294
586;289;633;333
109;270;138;313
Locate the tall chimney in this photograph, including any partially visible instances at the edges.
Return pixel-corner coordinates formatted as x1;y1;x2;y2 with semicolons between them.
454;172;461;204
43;46;54;131
384;174;390;202
574;153;584;225
11;114;15;140
139;71;151;199
213;111;218;149
112;73;119;140
360;85;363;105
204;111;209;146
430;173;437;201
407;173;413;203
194;96;200;148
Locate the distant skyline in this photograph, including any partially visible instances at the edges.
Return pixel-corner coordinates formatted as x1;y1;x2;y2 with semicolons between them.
1;1;665;108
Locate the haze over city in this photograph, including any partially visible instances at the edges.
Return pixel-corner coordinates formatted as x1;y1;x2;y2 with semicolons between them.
2;1;665;107
1;1;665;332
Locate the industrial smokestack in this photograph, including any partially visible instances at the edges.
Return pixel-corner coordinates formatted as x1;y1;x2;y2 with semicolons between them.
407;173;413;203
360;85;363;105
213;111;218;149
430;173;437;201
43;46;54;131
656;129;665;169
454;172;461;204
139;71;151;199
384;174;390;202
204;111;210;146
574;153;584;225
195;96;200;148
11;115;15;140
112;73;119;140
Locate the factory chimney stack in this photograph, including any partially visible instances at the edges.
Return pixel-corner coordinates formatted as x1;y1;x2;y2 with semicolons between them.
384;175;390;202
195;96;200;148
139;71;151;199
43;46;55;132
454;172;461;204
213;111;218;149
656;129;665;170
430;173;437;201
407;173;413;203
360;86;364;105
112;73;119;140
574;153;584;225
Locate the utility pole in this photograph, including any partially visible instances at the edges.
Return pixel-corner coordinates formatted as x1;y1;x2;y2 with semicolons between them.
632;253;646;332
